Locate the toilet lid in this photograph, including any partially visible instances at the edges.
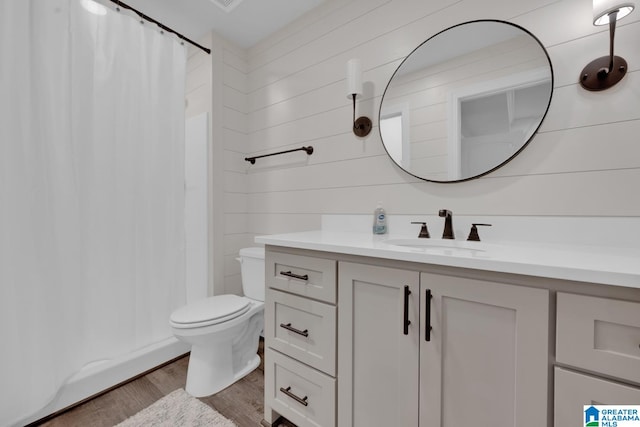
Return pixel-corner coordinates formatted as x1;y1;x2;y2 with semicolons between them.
170;295;251;328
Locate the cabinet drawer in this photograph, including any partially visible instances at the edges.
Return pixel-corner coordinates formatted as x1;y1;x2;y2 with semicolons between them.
557;293;640;384
266;290;336;376
555;367;640;427
265;348;336;427
266;251;337;303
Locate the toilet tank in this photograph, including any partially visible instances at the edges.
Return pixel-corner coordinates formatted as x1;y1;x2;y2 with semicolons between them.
238;247;265;302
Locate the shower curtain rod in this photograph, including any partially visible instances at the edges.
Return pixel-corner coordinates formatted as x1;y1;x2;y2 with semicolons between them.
108;0;211;54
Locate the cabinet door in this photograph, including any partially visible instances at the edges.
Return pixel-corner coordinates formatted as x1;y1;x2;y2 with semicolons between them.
420;273;549;427
555;367;640;427
338;262;420;427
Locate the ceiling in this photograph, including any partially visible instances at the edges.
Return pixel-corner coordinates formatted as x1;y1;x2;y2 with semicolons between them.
118;0;326;49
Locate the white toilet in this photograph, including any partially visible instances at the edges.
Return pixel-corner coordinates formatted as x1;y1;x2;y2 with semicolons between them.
170;247;265;397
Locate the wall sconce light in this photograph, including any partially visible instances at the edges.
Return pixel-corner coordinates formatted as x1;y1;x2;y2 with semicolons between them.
346;58;372;137
580;0;636;91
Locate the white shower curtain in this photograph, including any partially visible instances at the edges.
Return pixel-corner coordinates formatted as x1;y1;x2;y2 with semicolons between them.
0;1;187;424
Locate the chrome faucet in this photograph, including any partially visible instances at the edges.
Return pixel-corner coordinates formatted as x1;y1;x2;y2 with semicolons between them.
439;209;454;239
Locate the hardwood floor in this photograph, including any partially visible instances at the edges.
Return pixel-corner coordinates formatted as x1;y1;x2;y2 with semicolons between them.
33;339;294;427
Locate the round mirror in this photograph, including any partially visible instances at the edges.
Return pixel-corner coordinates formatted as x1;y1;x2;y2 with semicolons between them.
379;20;553;183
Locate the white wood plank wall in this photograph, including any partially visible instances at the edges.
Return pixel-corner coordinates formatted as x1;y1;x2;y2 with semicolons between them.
188;0;640;294
186;34;251;295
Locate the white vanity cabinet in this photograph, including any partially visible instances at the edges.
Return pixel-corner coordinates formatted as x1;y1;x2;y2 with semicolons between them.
258;228;640;427
337;262;549;427
554;293;640;426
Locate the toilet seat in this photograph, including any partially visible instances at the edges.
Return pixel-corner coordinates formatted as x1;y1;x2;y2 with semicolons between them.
170;295;252;329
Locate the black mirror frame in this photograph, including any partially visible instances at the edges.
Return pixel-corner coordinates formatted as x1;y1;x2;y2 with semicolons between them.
378;19;554;183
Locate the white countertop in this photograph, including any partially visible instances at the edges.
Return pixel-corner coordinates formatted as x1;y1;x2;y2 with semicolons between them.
256;230;640;289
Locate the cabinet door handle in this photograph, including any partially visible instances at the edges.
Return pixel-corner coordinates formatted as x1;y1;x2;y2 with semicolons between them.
280;386;309;407
403;285;411;335
279;322;309;337
425;289;432;342
279;270;309;281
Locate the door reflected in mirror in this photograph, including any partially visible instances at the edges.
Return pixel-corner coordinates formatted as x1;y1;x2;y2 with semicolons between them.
379;20;553;183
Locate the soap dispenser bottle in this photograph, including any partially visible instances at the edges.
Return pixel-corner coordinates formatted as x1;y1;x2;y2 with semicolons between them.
372;202;387;235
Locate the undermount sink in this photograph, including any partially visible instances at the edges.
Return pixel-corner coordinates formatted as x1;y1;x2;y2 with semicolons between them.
382;238;486;252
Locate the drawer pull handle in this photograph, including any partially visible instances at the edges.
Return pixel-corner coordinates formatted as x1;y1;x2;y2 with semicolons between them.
425;289;432;342
403;285;411;335
280;386;309;407
280;270;309;281
280;323;309;337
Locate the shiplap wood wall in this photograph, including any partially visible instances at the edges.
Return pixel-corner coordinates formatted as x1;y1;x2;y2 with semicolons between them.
188;0;640;295
186;33;251;295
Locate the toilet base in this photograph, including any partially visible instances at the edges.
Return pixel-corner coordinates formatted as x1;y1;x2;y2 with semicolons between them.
186;351;260;397
180;310;264;397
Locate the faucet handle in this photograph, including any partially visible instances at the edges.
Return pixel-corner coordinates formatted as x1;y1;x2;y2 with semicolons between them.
411;222;430;238
467;223;492;241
